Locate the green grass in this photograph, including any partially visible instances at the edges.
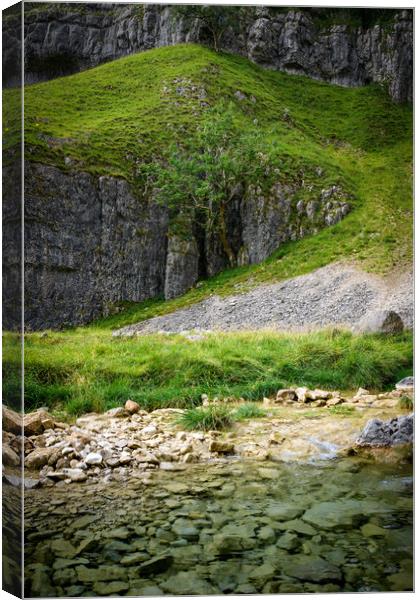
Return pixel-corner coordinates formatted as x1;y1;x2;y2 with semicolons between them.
233;403;267;421
3;329;412;415
398;395;414;411
328;405;356;416
1;44;412;416
6;44;411;329
177;405;233;431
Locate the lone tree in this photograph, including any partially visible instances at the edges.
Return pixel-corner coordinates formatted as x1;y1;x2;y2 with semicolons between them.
140;103;279;267
172;5;240;52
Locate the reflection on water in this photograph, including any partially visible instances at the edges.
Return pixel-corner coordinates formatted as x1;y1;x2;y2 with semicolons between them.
24;458;413;596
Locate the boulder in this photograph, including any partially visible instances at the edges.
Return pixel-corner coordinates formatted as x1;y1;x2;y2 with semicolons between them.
302;499;369;530
209;440;234;454
93;581;129;595
358;309;404;334
326;397;343;407
308;389;332;400
135;554;173;576
23;410;54;436
2;443;20;467
396;376;414;391
295;387;310;402
2;406;22;435
283;555;342;583
124;400;140;414
161;571;217;595
356;414;413;447
25;447;60;469
276;389;297;403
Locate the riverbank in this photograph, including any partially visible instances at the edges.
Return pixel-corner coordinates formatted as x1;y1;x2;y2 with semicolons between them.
2;381;413;490
3;382;413;596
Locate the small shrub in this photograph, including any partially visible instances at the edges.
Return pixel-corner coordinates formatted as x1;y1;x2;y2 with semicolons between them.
177;405;233;431
233;403;267;421
399;395;413;410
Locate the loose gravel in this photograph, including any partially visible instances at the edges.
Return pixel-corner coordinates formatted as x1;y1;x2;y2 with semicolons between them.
115;264;413;336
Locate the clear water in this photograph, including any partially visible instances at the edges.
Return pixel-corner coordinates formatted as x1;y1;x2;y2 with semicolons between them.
24;458;413;596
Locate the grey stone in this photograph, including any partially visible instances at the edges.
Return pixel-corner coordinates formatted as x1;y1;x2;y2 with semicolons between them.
135;554;173;576
171;518;199;540
283;555;342;583
357;309;404;334
76;565;127;583
93;580;129;595
356;414;413;447
396;376;414;389
266;502;304;521
276;532;300;550
302;499;371;530
161;571;218;595
85;452;102;465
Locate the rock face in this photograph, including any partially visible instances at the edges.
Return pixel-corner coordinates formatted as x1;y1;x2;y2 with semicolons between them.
356;414;413;448
16;163;351;330
3;5;412;103
22;163;168;329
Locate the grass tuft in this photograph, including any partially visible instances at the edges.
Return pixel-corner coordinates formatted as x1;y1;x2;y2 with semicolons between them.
233;403;267;421
398;395;414;411
328;404;356;416
177;405;233;431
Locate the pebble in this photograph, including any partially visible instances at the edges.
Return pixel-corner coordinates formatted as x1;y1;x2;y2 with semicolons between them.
85;452;103;465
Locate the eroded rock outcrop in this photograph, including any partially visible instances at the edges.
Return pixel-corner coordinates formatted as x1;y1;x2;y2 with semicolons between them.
356;414;413;448
3;5;413;103
17;163;351;329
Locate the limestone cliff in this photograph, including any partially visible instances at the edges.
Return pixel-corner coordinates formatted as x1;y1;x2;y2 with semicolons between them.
3;4;413;102
19;163;350;329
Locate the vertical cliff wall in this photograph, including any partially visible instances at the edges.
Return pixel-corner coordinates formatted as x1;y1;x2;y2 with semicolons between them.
21;163;351;329
3;4;413;102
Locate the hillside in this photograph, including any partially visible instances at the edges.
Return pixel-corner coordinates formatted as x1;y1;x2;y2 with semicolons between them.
3;44;413;331
2;43;413;415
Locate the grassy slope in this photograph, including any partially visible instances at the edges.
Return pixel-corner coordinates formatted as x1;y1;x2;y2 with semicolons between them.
6;44;411;326
2;44;413;414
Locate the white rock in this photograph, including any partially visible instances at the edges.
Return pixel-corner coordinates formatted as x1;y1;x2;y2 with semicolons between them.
295;387;309;402
142;426;158;436
62;468;87;482
61;446;74;455
355;388;370;397
85;452;103;465
119;453;132;465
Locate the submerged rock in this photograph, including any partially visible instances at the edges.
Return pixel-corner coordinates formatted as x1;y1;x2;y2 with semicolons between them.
135;554;173;576
161;571;218;595
283;556;342;583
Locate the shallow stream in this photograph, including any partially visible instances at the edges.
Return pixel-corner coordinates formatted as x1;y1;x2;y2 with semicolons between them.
24;457;413;596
